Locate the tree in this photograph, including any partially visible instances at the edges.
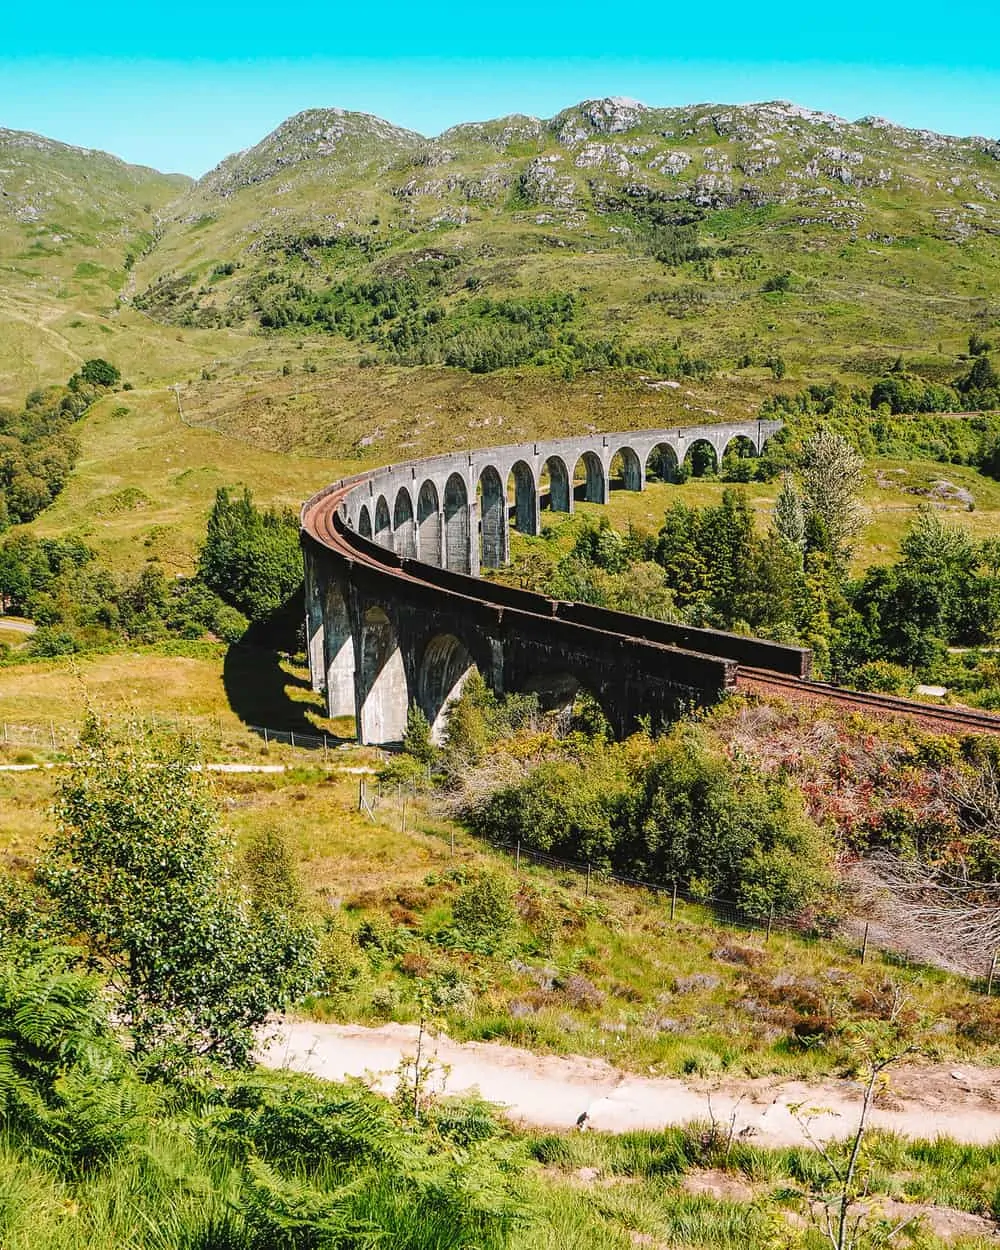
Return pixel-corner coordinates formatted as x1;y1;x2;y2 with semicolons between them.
403;704;436;764
772;473;806;549
800;431;865;570
78;358;120;388
794;990;921;1250
198;487;302;622
39;721;318;1068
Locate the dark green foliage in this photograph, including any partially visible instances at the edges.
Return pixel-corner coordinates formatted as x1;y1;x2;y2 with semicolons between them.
76;359;120;388
0;532;246;654
0;369;101;527
39;723;318;1068
0;945;522;1250
956;353;1000;410
837;509;1000;674
870;372;959;414
198;488;302;622
870;355;1000;415
0;947;146;1174
470;726;832;917
450;872;517;954
761;271;792;293
655;489;801;633
249;268;712;377
472;755;621;862
402;704;436;764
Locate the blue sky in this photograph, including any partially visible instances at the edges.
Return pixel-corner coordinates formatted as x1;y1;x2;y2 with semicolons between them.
3;0;999;176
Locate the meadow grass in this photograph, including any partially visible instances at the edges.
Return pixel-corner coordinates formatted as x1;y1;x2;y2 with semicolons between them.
3;649;994;1083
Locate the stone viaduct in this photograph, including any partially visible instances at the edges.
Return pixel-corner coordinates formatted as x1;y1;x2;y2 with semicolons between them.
301;419;811;744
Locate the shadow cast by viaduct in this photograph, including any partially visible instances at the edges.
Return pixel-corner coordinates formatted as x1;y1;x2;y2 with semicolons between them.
301;421;812;745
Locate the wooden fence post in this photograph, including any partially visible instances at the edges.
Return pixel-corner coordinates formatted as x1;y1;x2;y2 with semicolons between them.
670;881;678;921
988;948;999;997
860;922;870;965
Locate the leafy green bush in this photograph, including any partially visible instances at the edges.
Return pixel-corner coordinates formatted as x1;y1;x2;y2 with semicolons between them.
77;358;120;388
451;872;518;954
39;722;318;1068
469;727;833;919
850;660;914;694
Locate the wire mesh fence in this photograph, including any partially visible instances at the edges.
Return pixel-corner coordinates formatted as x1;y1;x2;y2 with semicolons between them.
355;777;993;994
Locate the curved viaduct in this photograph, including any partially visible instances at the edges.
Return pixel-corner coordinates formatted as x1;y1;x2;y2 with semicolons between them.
300;420;816;744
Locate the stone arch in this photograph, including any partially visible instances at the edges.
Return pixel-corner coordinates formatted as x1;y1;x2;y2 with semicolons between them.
418;633;478;744
359;605;408;744
416;479;442;565
720;434;758;481
683;438;718;478
393;487;417;558
357;503;373;539
374;495;392;548
723;433;758;460
573;450;608;504
508;459;539;535
443;472;471;574
324;577;356;721
609;445;643;492
517;669;614;736
645;442;680;483
478;464;507;569
540;454;572;514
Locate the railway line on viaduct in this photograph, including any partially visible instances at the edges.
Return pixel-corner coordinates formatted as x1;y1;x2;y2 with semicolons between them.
300;421;1000;743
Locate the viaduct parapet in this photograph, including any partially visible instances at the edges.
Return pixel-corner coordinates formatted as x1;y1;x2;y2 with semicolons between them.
300;420;813;745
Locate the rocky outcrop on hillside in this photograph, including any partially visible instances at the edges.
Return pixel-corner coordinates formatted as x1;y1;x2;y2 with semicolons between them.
0;128;187;227
170;96;1000;243
198;108;424;198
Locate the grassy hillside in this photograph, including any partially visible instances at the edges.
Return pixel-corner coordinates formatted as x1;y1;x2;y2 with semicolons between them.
4;98;1000;408
28;386;346;569
130;98;1000;393
0;128;266;400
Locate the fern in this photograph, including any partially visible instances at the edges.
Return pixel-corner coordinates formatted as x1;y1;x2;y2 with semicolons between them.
0;947;144;1173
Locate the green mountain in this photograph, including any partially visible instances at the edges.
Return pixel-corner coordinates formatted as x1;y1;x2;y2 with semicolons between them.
2;99;1000;406
127;97;1000;384
0;128;192;397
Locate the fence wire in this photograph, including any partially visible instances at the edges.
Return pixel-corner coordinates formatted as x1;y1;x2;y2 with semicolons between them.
5;719;989;991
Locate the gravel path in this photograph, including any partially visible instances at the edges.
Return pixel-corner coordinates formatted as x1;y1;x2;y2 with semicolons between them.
261;1019;1000;1146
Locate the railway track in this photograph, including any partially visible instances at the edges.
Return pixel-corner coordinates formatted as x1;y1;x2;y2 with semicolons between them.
738;668;1000;737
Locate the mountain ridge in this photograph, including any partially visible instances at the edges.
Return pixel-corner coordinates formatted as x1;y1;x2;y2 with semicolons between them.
2;95;1000;405
3;96;999;184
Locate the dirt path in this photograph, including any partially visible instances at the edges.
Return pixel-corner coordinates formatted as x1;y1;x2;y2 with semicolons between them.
261;1019;1000;1146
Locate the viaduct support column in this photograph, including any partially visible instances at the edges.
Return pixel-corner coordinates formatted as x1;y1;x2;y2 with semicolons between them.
323;574;357;719
303;544;325;693
467;498;481;579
